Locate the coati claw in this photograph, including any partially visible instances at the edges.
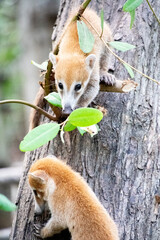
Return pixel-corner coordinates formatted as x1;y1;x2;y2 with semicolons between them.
34;224;41;238
100;73;116;86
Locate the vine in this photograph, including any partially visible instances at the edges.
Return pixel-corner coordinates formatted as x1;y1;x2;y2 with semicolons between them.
81;15;160;85
145;0;160;25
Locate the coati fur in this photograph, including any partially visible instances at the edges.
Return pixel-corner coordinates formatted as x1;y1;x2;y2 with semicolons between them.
30;8;115;128
28;156;119;240
49;8;114;114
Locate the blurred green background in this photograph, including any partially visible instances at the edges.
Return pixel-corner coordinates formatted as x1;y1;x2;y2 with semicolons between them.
0;0;59;238
0;0;23;166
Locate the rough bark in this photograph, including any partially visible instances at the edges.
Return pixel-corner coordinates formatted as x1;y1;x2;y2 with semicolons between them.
10;0;160;240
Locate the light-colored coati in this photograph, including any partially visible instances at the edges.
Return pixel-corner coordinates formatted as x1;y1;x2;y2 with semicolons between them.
49;8;114;114
28;156;119;240
29;8;115;129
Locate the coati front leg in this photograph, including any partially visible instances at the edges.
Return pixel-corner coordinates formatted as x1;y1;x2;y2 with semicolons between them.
100;50;116;86
40;217;66;238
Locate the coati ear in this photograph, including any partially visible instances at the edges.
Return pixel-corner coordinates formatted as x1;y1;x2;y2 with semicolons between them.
49;52;59;68
85;54;96;70
28;170;48;184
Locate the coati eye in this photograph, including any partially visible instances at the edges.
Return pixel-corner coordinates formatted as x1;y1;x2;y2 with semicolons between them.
75;84;81;92
33;190;38;197
58;82;63;90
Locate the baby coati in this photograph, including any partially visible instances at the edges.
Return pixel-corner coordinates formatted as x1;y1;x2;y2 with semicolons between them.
49;8;113;114
28;156;119;240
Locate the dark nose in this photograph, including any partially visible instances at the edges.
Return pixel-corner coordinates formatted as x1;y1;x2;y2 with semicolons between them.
62;105;73;115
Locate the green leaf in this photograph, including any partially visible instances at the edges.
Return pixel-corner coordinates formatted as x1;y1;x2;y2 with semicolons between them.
68;108;103;127
0;194;16;212
100;9;104;33
44;92;62;108
77;127;86;136
77;20;95;53
123;0;143;12
129;10;136;29
109;41;135;52
64;121;77;132
20;123;60;152
123;63;134;78
31;60;48;71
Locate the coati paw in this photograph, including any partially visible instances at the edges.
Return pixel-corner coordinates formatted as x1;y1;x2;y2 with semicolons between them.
34;224;42;238
100;72;116;86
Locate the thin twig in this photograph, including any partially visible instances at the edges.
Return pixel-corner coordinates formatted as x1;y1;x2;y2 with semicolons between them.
72;0;92;21
146;0;160;25
81;16;160;85
0;100;57;122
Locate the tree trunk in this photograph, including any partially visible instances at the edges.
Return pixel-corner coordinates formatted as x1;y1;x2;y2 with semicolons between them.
10;0;160;240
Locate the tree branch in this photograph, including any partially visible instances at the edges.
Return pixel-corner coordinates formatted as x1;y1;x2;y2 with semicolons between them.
100;78;138;93
0;99;57;122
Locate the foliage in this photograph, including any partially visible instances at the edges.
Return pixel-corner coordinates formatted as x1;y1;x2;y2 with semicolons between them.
123;63;134;78
79;5;159;83
44;92;62;108
108;42;135;52
77;13;136;78
77;20;95;53
123;0;143;28
68;108;103;127
14;2;151;152
20;123;60;152
1;0;160;154
0;194;16;212
19;92;103;152
31;60;48;71
100;9;104;37
64;122;77;132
